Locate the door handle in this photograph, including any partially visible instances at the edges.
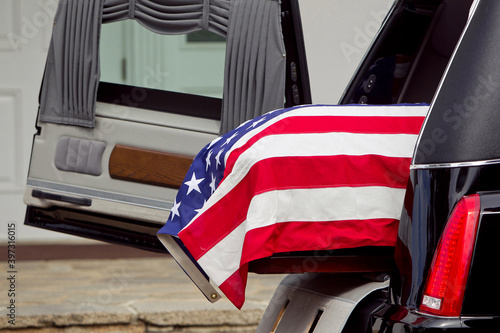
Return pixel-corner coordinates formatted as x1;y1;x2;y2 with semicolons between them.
32;189;92;207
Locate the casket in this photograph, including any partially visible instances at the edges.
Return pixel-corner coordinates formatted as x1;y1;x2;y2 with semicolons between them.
157;104;428;308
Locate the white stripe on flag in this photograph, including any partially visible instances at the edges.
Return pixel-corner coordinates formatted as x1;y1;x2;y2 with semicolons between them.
187;132;418;225
235;132;418;162
225;104;430;164
197;186;406;285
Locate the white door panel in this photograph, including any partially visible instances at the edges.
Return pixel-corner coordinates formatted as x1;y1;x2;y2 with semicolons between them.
25;103;219;224
13;0;228;244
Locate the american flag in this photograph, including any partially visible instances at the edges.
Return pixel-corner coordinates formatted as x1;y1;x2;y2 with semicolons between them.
157;104;428;309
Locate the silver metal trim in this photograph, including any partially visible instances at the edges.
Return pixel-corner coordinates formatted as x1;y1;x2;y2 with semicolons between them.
411;158;500;170
413;310;460;319
415;310;497;320
26;178;173;210
413;311;496;321
157;234;221;303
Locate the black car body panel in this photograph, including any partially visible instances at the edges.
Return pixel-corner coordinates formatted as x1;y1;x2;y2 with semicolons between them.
462;191;500;316
390;0;500;315
377;0;500;329
392;166;480;310
392;166;500;311
371;303;500;332
414;0;500;165
260;0;500;330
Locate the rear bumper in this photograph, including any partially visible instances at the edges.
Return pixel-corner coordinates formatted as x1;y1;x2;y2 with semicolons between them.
370;304;500;332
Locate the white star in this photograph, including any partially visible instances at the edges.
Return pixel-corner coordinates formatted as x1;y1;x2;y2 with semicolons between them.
209;174;217;194
215;148;224;169
208;136;222;149
238;119;253;129
205;150;213;171
184;172;204;195
170;199;181;221
247;117;265;129
222;132;238;146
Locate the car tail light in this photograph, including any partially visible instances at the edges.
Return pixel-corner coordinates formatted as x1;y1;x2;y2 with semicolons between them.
419;194;480;317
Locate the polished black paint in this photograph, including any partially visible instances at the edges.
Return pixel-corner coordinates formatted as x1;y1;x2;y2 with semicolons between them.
461;192;500;316
377;164;500;331
370;0;500;329
371;304;463;332
391;166;480;309
370;303;500;332
387;0;500;322
414;0;500;165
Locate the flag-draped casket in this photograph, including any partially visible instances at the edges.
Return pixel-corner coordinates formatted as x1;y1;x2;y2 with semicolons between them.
157;104;428;309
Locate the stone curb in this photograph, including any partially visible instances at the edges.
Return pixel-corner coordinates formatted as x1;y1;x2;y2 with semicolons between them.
0;258;283;331
0;309;266;331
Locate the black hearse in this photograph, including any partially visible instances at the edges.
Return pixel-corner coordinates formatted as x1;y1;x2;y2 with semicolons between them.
24;0;500;331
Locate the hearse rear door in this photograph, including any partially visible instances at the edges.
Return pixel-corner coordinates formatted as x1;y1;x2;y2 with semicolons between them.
23;0;309;251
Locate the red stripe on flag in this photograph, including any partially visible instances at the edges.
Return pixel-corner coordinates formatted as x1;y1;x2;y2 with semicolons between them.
179;155;409;260
224;116;424;175
275;115;424;135
240;218;399;265
259;155;411;191
218;264;249;310
217;218;398;309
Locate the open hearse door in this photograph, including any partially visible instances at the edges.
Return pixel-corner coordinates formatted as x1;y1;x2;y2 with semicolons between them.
25;0;500;332
24;0;310;250
24;0;312;306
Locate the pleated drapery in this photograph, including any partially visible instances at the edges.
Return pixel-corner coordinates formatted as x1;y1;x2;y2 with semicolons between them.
220;0;285;133
38;0;286;132
39;0;103;127
102;0;231;37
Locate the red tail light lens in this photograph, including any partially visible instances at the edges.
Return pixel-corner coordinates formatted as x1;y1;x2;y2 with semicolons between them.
419;194;480;317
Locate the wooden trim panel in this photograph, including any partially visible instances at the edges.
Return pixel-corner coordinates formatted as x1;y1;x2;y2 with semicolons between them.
109;145;194;189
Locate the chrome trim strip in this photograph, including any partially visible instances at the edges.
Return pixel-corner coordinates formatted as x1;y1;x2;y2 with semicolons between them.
413;310;460;319
411;158;500;170
413;310;496;320
157;234;221;303
412;0;481;161
26;179;173;210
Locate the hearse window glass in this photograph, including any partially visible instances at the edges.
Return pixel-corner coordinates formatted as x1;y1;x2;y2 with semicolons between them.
99;20;226;99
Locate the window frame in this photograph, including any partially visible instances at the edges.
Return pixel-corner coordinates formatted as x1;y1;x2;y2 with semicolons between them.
97;0;311;121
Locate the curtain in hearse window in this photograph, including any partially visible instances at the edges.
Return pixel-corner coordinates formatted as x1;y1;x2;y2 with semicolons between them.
102;0;230;35
220;0;286;133
38;0;286;133
38;0;102;128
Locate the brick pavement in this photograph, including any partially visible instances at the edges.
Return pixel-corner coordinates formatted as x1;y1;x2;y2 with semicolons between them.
0;256;285;332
